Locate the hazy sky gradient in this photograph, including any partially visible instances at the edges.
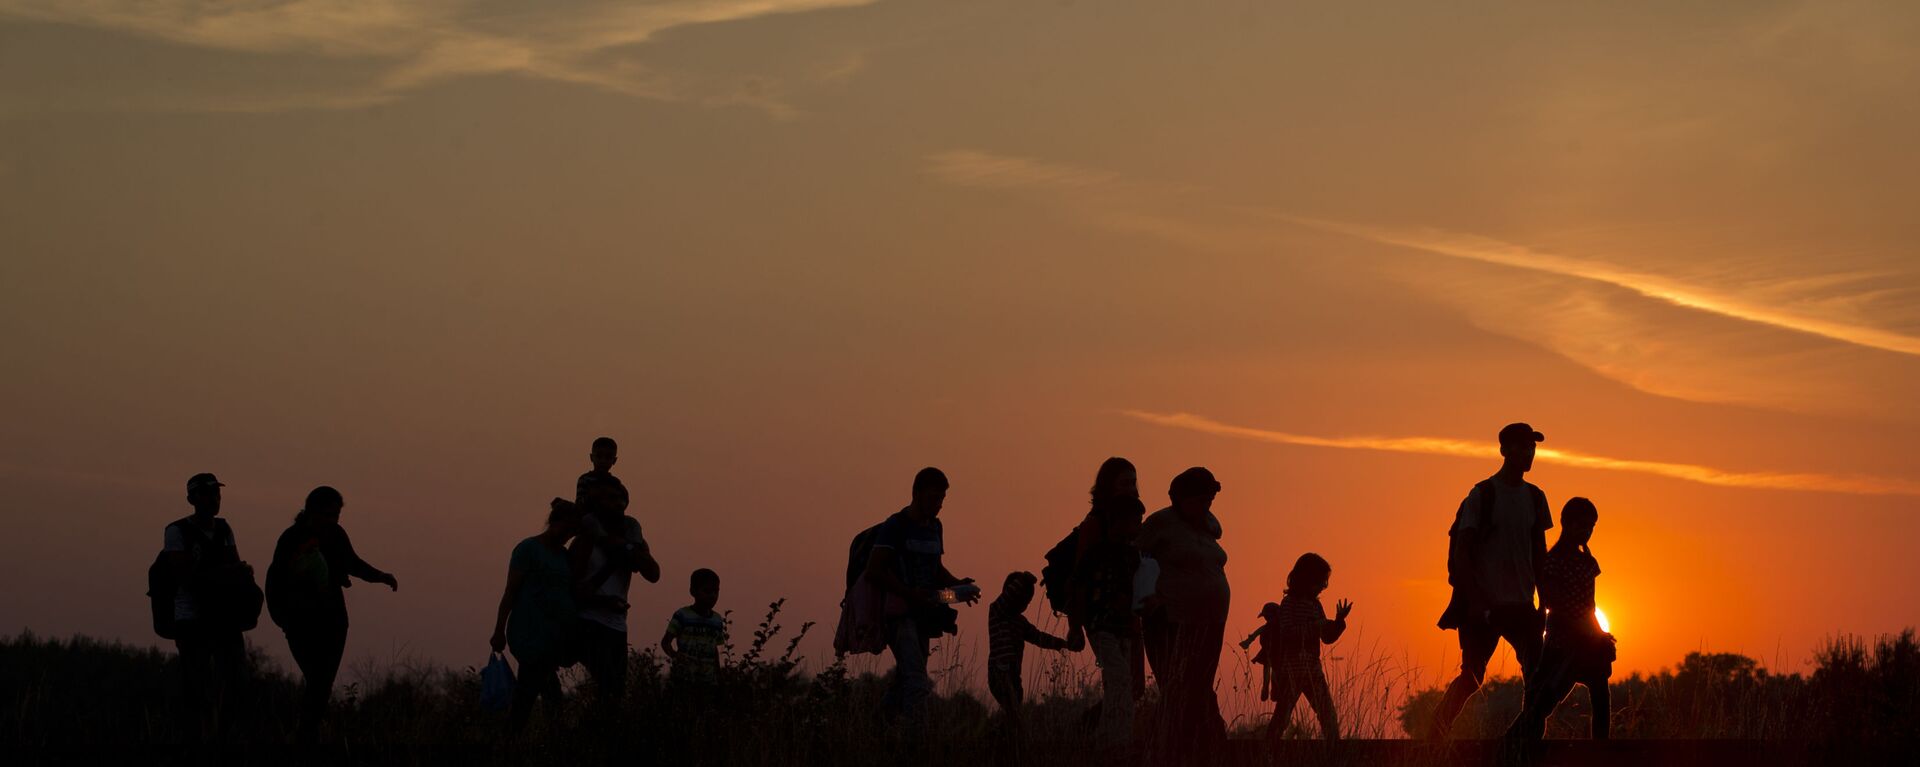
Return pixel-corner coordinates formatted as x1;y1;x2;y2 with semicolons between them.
4;0;1917;706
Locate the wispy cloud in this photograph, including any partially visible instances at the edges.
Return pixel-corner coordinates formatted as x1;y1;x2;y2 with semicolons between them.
0;0;878;114
1276;217;1920;358
1126;410;1920;497
925;150;1119;190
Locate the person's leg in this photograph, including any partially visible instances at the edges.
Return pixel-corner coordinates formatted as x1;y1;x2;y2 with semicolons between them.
884;619;932;731
286;626;345;742
1505;645;1575;741
1585;664;1612;740
509;661;559;735
1266;671;1303;745
1303;668;1340;741
1163;615;1227;758
987;670;1017;714
1496;606;1546;681
1091;629;1136;753
174;623;212;740
1431;619;1498;739
578;621;628;722
208;629;248;738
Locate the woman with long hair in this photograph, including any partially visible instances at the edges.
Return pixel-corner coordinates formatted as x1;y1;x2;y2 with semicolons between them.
1073;457;1147;755
266;486;399;743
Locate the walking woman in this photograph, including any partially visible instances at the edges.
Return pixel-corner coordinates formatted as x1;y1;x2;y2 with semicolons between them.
1072;457;1147;756
265;486;399;743
1136;467;1230;761
490;499;584;733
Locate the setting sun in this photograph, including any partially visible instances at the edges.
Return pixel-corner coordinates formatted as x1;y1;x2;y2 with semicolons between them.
1596;607;1612;634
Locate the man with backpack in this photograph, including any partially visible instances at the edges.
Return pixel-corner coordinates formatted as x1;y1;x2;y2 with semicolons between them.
1429;423;1554;739
862;467;979;734
157;472;260;738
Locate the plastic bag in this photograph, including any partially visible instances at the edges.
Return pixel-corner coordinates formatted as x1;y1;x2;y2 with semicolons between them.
480;652;515;712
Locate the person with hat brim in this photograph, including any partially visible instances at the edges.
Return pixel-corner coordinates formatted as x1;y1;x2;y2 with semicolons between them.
1428;423;1555;739
1136;466;1230;761
163;472;254;739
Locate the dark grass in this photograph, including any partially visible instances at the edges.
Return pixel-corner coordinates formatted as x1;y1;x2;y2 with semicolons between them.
3;608;1916;764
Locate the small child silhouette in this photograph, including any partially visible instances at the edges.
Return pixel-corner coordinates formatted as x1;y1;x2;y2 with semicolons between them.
1506;497;1615;740
986;571;1073;729
1266;553;1351;743
661;568;727;686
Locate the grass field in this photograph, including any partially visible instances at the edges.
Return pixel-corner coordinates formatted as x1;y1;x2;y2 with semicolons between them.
3;603;1914;764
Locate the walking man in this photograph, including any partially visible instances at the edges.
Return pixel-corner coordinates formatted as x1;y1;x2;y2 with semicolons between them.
1430;423;1554;739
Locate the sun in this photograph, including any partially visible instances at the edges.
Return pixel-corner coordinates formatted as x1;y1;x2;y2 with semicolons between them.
1595;607;1611;633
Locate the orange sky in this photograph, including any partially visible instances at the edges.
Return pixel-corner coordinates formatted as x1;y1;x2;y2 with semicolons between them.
3;0;1918;718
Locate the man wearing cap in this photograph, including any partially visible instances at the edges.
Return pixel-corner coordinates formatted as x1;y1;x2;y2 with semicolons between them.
1428;424;1554;739
165;473;253;736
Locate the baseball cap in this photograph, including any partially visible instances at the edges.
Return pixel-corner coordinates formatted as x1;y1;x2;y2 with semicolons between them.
1498;423;1545;445
186;473;224;492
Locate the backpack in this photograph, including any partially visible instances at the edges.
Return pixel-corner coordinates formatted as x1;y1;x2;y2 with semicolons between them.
844;521;885;593
147;551;180;640
151;517;262;636
834;520;892;656
1038;529;1079;619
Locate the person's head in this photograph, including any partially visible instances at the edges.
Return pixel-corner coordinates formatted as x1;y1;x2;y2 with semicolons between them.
910;467;948;519
300;486;345;530
1257;601;1283;623
546;498;583;540
1000;571;1039;610
1286;552;1332;596
1090;457;1139;503
1168;467;1220;516
186;473;224;516
1498;422;1544;474
1559;497;1598;548
590;436;618;473
690;568;721;611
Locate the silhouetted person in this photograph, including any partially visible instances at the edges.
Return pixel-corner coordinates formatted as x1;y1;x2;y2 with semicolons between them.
1240;601;1281;701
491;499;583;734
865;467;979;734
1506;497;1614;741
164;472;253;739
1430;423;1554;739
572;438;633;545
1072;458;1147;756
570;473;659;723
986;571;1072;733
661;568;727;686
1137;467;1230;760
1264;553;1350;744
266;486;398;743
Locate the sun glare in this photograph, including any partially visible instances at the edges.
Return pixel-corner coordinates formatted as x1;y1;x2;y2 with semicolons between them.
1595;607;1612;633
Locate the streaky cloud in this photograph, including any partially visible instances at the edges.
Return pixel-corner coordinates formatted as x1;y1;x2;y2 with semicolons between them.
1125;410;1920;497
0;0;877;114
1276;216;1920;358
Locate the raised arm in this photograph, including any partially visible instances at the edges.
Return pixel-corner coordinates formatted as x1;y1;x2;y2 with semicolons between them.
338;529;397;590
1323;600;1351;644
1020;615;1072;651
